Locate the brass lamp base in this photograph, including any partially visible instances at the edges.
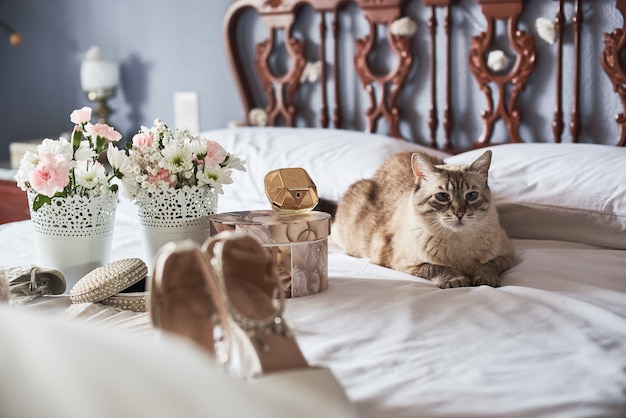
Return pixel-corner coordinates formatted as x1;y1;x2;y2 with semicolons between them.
85;87;116;125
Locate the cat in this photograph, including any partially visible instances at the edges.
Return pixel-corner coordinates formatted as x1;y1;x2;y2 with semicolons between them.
332;150;514;288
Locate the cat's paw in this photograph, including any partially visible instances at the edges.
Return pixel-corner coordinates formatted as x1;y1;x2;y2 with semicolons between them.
431;275;472;289
471;269;499;287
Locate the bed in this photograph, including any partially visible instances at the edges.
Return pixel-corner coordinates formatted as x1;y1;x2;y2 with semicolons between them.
1;0;626;417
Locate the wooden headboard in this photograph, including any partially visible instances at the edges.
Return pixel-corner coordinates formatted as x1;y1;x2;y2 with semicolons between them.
224;0;626;152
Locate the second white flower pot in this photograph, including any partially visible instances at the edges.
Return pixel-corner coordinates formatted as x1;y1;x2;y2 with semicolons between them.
134;186;218;267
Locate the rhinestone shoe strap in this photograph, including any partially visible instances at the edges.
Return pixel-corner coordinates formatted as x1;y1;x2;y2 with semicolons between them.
210;240;290;352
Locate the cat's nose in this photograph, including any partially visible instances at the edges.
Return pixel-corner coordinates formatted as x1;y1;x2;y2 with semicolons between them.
454;212;465;220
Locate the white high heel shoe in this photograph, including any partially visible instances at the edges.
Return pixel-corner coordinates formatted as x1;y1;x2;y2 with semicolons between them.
202;231;308;377
149;240;231;365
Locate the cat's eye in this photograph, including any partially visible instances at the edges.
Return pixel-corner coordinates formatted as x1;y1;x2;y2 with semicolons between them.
466;191;479;201
434;192;450;202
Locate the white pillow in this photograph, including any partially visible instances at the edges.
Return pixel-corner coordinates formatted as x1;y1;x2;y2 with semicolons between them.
445;143;626;249
203;127;450;207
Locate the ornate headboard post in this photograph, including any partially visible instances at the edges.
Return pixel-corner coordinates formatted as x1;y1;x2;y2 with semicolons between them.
601;0;626;146
468;0;536;147
552;0;566;143
352;0;412;139
225;0;416;135
224;0;306;127
423;0;456;151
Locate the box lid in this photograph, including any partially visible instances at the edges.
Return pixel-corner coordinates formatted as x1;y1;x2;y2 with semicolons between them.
208;210;330;244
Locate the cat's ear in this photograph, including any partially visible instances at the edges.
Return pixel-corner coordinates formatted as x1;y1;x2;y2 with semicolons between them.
469;150;492;180
411;152;437;184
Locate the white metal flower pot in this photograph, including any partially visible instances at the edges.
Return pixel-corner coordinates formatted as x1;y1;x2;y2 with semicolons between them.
134;186;218;267
27;189;118;293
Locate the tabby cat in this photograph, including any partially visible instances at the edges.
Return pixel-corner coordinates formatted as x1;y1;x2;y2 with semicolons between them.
332;150;514;288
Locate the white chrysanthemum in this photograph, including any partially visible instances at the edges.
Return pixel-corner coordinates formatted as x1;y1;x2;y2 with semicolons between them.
189;136;208;160
14;151;39;190
197;164;232;194
38;137;73;162
122;117;246;198
75;160;106;190
222;154;246;172
161;142;193;174
74;141;97;161
178;129;195;143
107;144;138;196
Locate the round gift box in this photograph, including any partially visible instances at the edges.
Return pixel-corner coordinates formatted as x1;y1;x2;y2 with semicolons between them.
208;210;330;298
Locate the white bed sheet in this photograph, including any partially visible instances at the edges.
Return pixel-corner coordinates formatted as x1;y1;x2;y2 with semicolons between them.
1;193;625;418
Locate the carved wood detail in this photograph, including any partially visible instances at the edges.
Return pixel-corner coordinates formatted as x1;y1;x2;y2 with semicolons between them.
570;0;583;142
427;6;438;148
354;17;412;138
319;12;329;128
332;9;341;129
424;0;455;150
225;2;307;127
601;0;626;146
468;0;536;146
225;0;410;132
255;30;306;126
553;0;565;143
225;0;624;149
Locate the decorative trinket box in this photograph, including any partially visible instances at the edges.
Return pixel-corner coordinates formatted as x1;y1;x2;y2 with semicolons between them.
209;167;330;297
208;210;330;298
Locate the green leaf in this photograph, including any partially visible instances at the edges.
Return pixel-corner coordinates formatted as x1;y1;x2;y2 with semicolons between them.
32;194;51;212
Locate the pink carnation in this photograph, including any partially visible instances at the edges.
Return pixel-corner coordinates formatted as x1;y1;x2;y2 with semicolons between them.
29;153;70;197
132;132;154;147
204;140;227;166
147;168;176;186
70;107;92;125
86;123;122;142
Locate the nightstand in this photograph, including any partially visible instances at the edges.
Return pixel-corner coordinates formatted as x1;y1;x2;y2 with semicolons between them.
0;176;29;224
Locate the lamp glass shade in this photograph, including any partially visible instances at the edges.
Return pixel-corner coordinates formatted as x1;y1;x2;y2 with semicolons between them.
80;60;119;91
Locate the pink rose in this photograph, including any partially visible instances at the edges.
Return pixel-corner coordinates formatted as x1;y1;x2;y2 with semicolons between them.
86;123;122;142
70;107;92;125
29;153;70;197
204;140;226;165
132;132;154;147
148;168;175;186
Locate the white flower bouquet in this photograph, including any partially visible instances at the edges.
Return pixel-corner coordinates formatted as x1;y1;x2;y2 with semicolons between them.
15;107;125;211
119;118;246;199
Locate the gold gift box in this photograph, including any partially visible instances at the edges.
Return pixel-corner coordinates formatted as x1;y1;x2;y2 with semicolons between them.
208;210;330;298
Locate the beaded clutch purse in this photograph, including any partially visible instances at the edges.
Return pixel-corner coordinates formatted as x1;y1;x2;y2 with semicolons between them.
70;258;148;313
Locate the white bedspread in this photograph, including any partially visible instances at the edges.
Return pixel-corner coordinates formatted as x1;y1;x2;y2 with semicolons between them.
1;193;625;418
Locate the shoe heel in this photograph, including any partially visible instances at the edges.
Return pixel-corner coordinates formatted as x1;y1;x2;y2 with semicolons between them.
149;240;230;364
203;231;308;378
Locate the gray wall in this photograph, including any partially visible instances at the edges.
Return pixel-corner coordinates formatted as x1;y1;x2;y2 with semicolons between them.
0;0;240;162
0;0;622;162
